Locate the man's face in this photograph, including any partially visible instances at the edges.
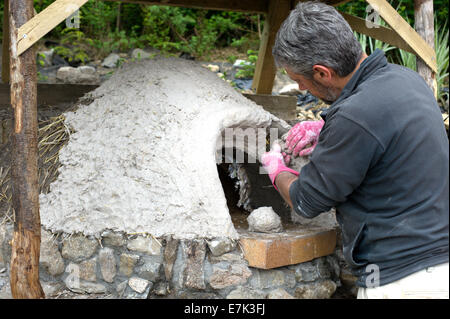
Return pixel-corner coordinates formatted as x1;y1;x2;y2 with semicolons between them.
285;68;339;104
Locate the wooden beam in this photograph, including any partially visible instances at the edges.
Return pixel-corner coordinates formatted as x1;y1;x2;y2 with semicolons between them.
365;0;437;73
0;83;99;108
243;93;297;120
17;0;88;56
104;0;269;13
252;0;291;94
414;0;437;97
9;0;45;299
2;0;10;84
293;0;353;8
341;12;414;54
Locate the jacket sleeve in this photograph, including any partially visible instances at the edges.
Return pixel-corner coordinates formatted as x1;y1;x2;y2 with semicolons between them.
289;113;383;218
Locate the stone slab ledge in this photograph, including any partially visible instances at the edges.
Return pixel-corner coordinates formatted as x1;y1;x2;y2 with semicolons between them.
238;226;337;269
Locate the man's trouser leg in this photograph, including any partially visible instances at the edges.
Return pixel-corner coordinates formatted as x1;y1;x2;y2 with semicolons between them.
357;262;449;299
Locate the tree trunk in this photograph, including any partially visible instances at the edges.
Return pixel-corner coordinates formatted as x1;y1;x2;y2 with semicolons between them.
116;2;121;31
414;0;437;97
9;0;45;299
2;0;10;84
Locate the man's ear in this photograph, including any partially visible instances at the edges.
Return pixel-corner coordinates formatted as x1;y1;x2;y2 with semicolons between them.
312;65;334;84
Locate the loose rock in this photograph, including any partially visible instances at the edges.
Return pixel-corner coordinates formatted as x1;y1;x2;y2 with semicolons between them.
131;48;154;60
136;256;162;282
56;66;100;84
291;261;320;283
247;207;283;233
40;230;65;276
209;251;244;263
98;248;117;283
41;282;63;297
250;269;295;289
164;237;179;281
61;234;98;262
116;280;128;297
153;282;168;296
294;280;337;299
102;53;120;68
279;83;303;96
207;238;236;256
209;263;252;290
0;281;12;299
128;277;150;294
65;279;107;294
119;253;140;277
182;240;206;290
102;230;126;247
78;258;97;282
127;236;161;255
202;64;220;73
267;288;295;299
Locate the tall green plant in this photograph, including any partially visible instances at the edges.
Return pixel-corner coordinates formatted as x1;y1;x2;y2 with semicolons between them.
396;19;449;107
435;20;449;108
355;31;396;56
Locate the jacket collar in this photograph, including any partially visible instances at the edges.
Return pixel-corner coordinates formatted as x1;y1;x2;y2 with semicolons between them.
320;49;388;120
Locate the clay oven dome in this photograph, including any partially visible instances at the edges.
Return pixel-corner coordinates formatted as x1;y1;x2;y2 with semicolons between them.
39;57;290;239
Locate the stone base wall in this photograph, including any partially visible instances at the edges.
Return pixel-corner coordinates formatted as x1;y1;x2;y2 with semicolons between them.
0;224;354;299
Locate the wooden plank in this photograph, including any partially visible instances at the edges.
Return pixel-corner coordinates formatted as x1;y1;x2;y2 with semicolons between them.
0;83;99;108
243;93;297;120
341;12;414;54
252;0;291;94
414;0;437;97
17;0;89;56
2;0;10;83
239;227;337;269
9;0;45;299
105;0;269;13
294;0;353;7
365;0;437;72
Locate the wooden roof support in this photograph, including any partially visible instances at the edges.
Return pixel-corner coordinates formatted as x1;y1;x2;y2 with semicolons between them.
414;0;437;96
8;0;45;299
340;12;415;54
365;0;437;73
17;0;88;56
1;0;10;84
252;0;292;94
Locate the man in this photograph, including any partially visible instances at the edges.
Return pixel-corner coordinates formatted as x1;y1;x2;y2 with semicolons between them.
261;1;449;299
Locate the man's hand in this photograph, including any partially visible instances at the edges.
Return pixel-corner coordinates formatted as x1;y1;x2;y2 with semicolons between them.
260;142;299;190
285;119;324;157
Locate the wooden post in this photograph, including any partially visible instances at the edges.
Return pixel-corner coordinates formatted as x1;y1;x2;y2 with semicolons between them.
252;0;291;94
414;0;437;97
9;0;45;299
2;0;10;84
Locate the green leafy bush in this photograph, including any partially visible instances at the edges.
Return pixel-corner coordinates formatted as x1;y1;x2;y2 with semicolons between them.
235;50;258;79
53;29;93;65
141;6;261;59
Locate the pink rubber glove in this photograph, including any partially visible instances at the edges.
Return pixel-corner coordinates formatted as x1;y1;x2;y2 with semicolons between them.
260;142;299;191
285;119;324;157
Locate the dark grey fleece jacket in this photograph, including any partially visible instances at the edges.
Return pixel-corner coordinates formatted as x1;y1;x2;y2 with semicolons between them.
289;49;449;287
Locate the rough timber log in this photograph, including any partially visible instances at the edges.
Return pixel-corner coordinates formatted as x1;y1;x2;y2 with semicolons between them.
9;0;45;299
414;0;437;97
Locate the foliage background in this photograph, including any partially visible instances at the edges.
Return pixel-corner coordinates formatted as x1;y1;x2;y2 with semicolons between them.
0;0;447;57
0;0;448;104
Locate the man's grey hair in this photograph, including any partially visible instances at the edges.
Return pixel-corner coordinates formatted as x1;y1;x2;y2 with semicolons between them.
272;1;363;78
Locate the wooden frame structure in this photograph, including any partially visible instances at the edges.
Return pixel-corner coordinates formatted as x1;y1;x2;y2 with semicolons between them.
2;0;438;91
1;0;438;298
